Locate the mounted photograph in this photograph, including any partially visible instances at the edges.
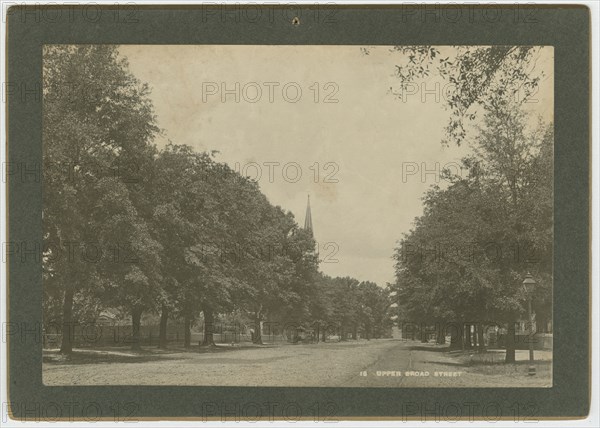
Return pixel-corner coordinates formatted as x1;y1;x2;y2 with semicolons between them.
41;44;554;388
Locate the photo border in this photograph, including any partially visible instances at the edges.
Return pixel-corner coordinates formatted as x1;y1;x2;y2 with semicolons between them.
6;4;591;420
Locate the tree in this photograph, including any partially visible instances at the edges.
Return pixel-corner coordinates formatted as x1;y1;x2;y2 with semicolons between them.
469;99;553;361
192;163;266;346
328;277;360;341
308;274;338;342
43;45;159;353
386;46;544;146
91;177;162;350
357;281;393;339
231;193;318;344
151;145;219;348
393;99;553;361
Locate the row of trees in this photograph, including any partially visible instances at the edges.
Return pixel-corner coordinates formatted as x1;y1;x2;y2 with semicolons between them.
43;45;392;353
390;46;553;362
310;276;394;341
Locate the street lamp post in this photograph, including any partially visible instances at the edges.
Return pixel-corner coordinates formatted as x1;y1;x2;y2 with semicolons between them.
522;272;536;376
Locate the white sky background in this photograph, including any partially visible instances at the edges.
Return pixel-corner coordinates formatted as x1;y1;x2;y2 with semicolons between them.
120;45;553;287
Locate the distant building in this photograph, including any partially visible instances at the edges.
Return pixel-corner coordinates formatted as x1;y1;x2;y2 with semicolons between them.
96;309;119;326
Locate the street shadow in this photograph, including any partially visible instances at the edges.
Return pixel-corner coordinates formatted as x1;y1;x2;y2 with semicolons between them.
421;358;553;368
421;359;470;367
43;351;177;365
42;344;264;365
407;345;452;353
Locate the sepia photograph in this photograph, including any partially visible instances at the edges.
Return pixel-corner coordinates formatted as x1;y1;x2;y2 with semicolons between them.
41;44;554;388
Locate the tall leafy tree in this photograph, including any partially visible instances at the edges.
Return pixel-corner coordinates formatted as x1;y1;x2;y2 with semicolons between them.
151;144;220;348
43;45;159;353
92;178;162;350
357;281;393;339
393;99;553;361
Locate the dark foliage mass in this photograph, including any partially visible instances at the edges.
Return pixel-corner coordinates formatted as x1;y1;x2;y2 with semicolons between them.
43;46;393;353
389;46;553;362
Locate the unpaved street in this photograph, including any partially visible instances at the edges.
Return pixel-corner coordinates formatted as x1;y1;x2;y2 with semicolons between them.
43;339;551;387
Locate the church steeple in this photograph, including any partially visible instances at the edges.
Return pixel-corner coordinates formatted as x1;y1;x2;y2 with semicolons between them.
304;194;313;236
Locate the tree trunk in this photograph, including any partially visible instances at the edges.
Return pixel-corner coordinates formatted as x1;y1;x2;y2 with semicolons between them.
437;330;446;344
465;323;472;349
253;316;263;344
449;323;463;350
184;315;191;349
158;305;168;349
477;323;486;353
59;287;75;354
411;327;416;340
201;307;215;346
340;326;347;341
420;325;428;343
131;308;142;351
321;325;327;342
352;325;358;340
505;321;516;363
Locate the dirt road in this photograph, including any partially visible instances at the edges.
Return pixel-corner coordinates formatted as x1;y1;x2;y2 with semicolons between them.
43;339;551;387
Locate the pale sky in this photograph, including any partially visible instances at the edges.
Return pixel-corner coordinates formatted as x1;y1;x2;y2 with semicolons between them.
120;45;553;287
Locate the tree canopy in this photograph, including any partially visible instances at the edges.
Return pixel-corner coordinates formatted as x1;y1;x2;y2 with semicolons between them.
43;45;393;352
